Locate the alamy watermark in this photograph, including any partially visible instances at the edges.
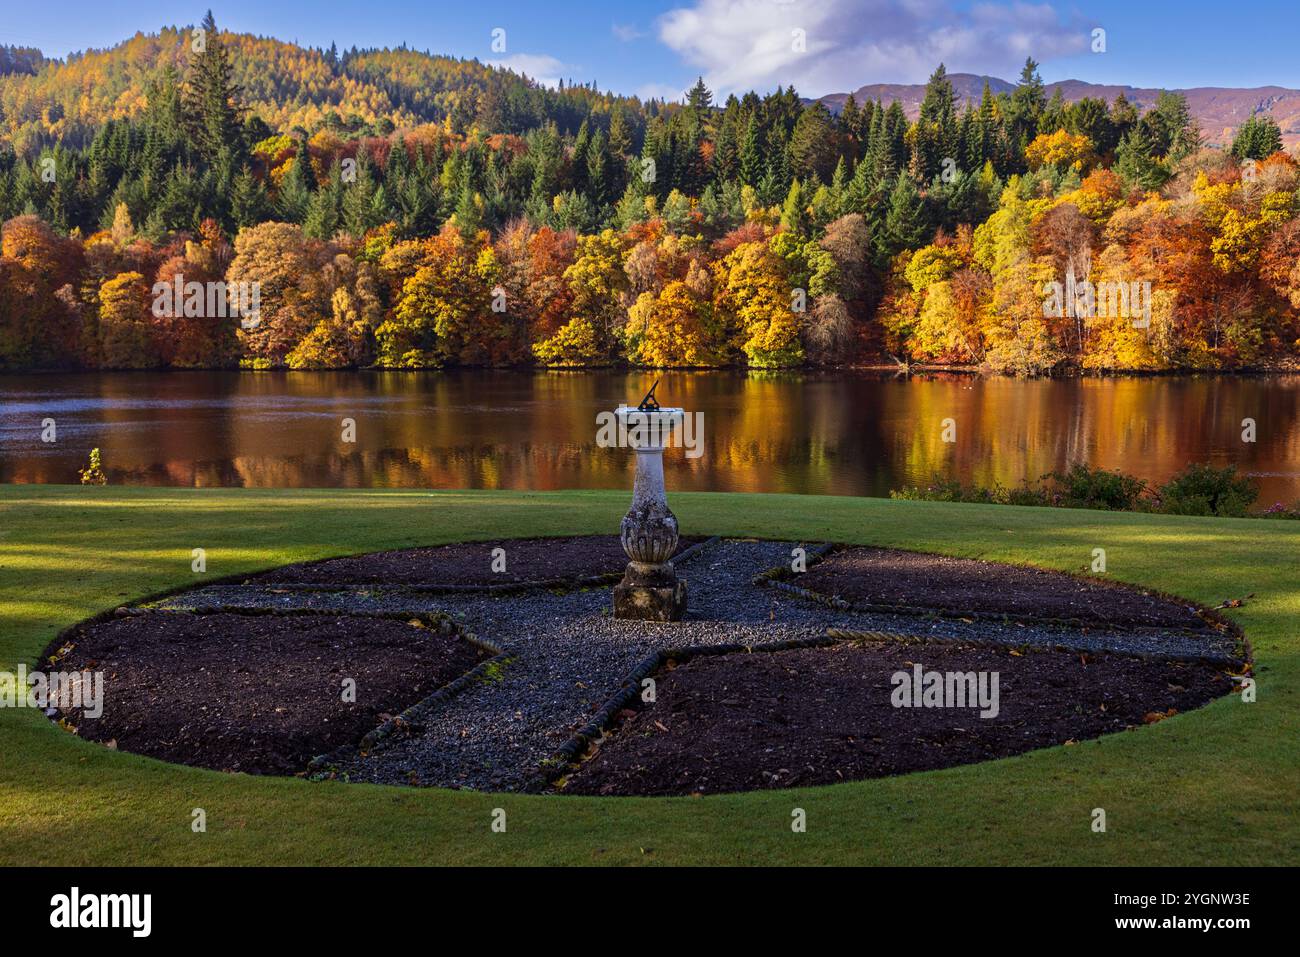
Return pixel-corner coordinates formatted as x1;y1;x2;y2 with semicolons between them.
0;665;103;718
1042;266;1151;329
50;887;150;937
152;275;262;330
890;663;1000;718
595;410;705;459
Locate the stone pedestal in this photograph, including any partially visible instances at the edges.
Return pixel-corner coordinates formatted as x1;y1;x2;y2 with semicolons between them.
613;406;687;621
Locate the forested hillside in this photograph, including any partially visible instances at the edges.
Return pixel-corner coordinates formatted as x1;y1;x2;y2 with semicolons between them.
2;14;1298;374
0;26;641;154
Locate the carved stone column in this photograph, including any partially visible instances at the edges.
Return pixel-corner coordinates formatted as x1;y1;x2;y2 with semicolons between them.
613;406;687;621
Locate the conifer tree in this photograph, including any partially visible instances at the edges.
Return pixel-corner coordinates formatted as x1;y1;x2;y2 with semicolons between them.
1114;127;1167;190
781;179;810;234
230;166;269;228
182;12;246;164
883;170;928;257
738;115;763;187
304;162;342;239
1006;58;1046;155
1230;114;1283;162
276;152;313;224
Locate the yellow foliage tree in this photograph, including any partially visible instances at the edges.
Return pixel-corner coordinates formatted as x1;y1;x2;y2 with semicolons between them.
532;316;602;366
630;280;720;367
97;271;156;369
712;241;803;367
903;243;964;293
1025;129;1095;173
981;258;1063;375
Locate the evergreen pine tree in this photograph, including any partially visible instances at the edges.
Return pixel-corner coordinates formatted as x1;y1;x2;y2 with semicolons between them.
304;162;342;239
883;170;928;256
713;110;740;183
230;166;269;228
586;129;610;207
738;115;763;187
1114;127;1168;191
572;120;591;193
687;76;713;114
182;11;247;164
342;155;384;236
1007;57;1045;154
276;152;312;223
1230;114;1282;162
781;179;809;234
1039;88;1066;134
608;107;633;158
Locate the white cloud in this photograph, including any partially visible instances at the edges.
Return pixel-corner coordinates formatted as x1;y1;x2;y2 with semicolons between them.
487;53;569;88
612;23;646;42
656;0;1089;96
635;81;691;102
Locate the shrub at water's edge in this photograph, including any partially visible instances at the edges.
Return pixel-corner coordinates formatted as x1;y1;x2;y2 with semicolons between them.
892;462;1298;518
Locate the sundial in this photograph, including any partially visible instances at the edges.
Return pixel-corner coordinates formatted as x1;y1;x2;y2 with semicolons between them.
636;379;661;413
612;384;687;621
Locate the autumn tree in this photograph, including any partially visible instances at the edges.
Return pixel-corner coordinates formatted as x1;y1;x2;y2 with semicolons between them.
630;267;719;367
1025;130;1095;173
494;222;576;346
0;215;83;367
534;228;628;365
388;226;517;366
981;257;1062;375
713;240;803;367
226;220;316;364
288;253;382;368
98;271;158;368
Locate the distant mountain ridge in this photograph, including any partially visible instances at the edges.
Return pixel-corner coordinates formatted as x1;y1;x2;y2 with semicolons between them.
817;73;1300;148
5;28;1300;154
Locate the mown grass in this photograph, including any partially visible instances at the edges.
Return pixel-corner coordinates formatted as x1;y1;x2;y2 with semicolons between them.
0;485;1296;866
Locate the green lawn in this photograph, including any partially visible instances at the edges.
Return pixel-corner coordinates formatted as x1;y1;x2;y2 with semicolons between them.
1;485;1296;866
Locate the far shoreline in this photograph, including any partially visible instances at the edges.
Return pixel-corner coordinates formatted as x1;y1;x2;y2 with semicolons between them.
4;363;1300;380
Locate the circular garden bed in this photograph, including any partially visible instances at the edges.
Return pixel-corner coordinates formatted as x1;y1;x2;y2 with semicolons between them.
45;536;1244;793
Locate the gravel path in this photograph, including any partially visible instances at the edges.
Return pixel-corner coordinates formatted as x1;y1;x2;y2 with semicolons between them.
149;539;1237;791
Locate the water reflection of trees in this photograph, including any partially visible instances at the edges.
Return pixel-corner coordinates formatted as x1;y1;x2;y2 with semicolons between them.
2;371;1299;503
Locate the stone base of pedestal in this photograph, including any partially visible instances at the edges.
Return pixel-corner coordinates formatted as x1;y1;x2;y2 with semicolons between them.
613;579;687;621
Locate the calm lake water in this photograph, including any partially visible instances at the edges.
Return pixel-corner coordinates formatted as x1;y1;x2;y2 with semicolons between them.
2;370;1299;504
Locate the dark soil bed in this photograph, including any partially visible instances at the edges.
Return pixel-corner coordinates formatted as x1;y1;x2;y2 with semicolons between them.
50;612;487;775
562;640;1233;796
796;547;1207;629
253;535;702;587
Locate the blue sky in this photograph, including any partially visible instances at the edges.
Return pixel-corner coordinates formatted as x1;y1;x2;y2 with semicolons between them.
1;1;1298;98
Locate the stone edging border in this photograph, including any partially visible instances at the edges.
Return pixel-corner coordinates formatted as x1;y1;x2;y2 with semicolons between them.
749;541;836;584
305;625;509;774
